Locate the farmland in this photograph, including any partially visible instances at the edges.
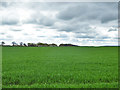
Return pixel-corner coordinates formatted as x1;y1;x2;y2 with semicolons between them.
2;47;118;88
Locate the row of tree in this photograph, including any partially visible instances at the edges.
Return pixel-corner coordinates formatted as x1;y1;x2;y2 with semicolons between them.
0;41;78;47
1;41;27;46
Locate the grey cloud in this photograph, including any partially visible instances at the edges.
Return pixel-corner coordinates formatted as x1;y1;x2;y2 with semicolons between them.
75;32;98;39
34;25;45;29
25;2;72;11
57;3;117;23
24;18;37;24
25;12;55;26
2;19;19;25
23;33;29;35
11;29;22;32
1;2;14;8
108;28;118;32
55;22;93;33
76;35;95;39
36;29;41;31
1;3;20;25
101;13;117;23
0;33;5;35
52;2;118;42
1;2;9;7
53;34;68;38
0;38;13;40
75;32;112;40
1;13;19;25
92;39;105;42
37;17;54;26
57;5;85;20
37;36;45;37
6;35;13;38
99;36;111;39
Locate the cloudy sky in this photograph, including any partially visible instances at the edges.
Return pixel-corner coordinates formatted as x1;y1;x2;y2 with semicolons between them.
0;2;118;46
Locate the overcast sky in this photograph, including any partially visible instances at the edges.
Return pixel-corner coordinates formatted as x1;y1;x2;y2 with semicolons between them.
0;2;118;46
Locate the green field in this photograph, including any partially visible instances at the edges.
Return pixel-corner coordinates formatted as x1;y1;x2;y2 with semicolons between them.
2;47;118;88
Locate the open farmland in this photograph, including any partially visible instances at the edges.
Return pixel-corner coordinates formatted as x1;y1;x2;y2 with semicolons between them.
2;47;118;88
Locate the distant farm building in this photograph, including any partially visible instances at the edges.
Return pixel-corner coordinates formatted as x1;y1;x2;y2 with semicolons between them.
59;44;78;47
49;44;57;47
28;43;37;47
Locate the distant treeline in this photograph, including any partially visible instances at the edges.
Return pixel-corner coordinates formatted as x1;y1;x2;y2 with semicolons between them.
0;41;78;47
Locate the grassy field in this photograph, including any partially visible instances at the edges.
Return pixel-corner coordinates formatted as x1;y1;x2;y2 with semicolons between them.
2;47;118;88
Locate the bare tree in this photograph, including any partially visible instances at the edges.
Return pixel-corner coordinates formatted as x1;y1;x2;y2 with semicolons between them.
20;42;23;46
23;43;27;47
12;41;16;46
1;41;5;46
